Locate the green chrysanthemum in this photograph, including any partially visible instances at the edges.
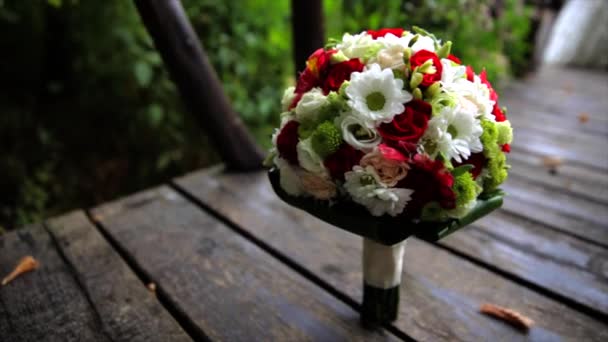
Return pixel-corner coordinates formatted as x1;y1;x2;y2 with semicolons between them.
484;152;509;191
318;92;348;119
496;121;513;145
311;121;342;158
453;172;479;207
480;119;499;157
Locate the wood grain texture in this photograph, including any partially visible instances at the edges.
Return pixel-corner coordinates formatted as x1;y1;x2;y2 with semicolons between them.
506;152;608;205
442;211;608;316
91;186;396;342
0;225;109;342
175;169;608;341
46;211;191;342
501;176;608;229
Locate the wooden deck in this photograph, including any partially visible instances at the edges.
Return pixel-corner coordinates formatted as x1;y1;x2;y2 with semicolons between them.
1;66;607;341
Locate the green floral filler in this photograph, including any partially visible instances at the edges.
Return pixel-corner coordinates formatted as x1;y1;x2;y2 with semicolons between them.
311;121;342;158
480;119;499;158
496;121;513;145
484;152;508;191
453;172;478;207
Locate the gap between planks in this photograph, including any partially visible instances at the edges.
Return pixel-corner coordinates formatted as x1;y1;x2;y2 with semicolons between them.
167;180;415;342
176;181;608;325
83;211;212;342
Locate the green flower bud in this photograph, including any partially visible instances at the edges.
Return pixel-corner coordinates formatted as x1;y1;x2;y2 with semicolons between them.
413;87;423;100
310;121;342;158
410;72;423;89
424;81;441;99
403;47;413;63
408;34;419;48
330;50;348;64
437;41;452;59
418;59;437;74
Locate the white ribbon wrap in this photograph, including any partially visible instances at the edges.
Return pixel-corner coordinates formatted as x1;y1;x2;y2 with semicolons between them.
362;238;406;289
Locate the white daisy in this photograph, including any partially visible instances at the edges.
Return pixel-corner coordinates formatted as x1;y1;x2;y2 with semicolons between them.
335;113;381;152
344;166;414;217
440;58;466;85
441;68;495;121
345;63;412;126
336;32;382;60
423;105;483;163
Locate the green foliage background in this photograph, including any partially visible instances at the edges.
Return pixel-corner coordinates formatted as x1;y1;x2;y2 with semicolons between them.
0;0;531;230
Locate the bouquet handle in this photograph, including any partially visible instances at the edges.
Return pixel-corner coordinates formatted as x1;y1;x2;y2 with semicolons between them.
361;238;406;327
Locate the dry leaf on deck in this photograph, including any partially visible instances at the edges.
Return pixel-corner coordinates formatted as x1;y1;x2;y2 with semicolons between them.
578;112;590;123
2;256;40;286
480;303;534;331
542;156;563;174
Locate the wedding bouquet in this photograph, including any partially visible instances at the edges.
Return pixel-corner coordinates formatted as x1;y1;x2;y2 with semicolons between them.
267;27;511;243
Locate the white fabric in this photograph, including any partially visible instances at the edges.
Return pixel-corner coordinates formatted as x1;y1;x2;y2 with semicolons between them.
543;0;608;68
362;238;406;289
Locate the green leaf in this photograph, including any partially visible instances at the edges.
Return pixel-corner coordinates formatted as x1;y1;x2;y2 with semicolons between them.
47;0;62;8
451;164;474;177
147;104;163;126
134;61;153;87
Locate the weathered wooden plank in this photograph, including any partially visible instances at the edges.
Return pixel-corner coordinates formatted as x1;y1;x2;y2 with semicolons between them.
441;210;608;316
175;169;608;341
91;186;396;341
506;151;608;205
500;195;608;248
46;211;191;342
0;225;108;342
501;176;608;229
505;101;608;137
509;128;608;171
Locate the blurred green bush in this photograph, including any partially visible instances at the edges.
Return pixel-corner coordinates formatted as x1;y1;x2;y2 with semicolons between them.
0;0;531;230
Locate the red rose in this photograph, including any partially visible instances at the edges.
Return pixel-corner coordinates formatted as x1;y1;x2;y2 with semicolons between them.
322;58;365;94
454;152;486;179
276;121;300;165
367;28;404;39
378;144;408;162
447;54;461;64
292;49;336;107
377;99;432;153
398;154;456;217
410;50;442;87
502;144;511;153
465;65;475;82
492;103;506;122
323;144;363;180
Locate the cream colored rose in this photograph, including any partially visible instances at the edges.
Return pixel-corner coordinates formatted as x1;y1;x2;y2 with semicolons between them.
300;172;337;200
360;149;409;187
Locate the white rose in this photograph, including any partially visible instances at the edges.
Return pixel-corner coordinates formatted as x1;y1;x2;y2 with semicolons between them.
295;88;328;121
296;137;326;175
337;32;382;60
274;157;304;197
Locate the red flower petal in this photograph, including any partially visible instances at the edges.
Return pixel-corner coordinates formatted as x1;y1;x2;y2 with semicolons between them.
367;28;404;39
276;121;300;165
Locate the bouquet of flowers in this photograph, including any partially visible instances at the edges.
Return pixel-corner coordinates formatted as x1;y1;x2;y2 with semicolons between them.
267;27;511;242
267;27;512;326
